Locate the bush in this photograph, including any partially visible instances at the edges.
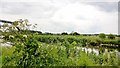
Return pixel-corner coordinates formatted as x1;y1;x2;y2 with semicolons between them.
99;33;106;39
61;32;68;35
108;34;115;39
70;32;80;35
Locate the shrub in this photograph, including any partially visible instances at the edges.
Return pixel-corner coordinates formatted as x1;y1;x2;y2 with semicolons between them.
99;33;106;39
70;32;80;35
61;32;68;35
108;34;115;39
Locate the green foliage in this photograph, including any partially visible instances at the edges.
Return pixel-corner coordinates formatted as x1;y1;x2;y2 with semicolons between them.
61;32;68;35
2;40;96;66
1;31;119;66
2;41;119;66
118;35;120;37
2;31;119;47
2;47;15;66
3;37;40;67
70;32;80;35
0;46;1;67
99;33;106;39
108;34;115;39
0;56;1;67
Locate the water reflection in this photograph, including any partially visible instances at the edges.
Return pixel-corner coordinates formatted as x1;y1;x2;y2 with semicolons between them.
81;47;99;55
79;46;119;56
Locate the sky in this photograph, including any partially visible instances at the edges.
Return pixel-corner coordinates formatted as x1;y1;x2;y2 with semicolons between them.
0;0;119;34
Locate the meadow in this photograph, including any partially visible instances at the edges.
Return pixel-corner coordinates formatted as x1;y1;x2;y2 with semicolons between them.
0;31;120;67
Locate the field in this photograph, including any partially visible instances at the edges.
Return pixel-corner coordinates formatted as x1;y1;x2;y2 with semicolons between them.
0;31;120;67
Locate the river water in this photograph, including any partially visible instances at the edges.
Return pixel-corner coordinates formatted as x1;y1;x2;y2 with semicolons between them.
78;47;119;55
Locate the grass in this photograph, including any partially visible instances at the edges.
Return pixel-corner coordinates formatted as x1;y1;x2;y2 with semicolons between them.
1;46;15;65
1;32;119;66
1;42;119;66
0;58;1;67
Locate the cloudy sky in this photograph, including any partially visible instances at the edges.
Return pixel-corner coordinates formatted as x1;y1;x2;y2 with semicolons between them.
0;0;119;34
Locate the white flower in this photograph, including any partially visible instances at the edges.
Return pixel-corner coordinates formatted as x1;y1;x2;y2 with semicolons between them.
9;35;14;39
23;35;27;38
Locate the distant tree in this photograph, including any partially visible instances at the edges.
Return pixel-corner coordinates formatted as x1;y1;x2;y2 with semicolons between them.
73;32;80;35
99;33;106;39
56;33;61;35
108;34;115;39
118;35;120;37
82;34;87;36
94;34;99;36
44;32;53;35
38;31;42;34
30;30;42;34
61;32;68;35
70;32;80;35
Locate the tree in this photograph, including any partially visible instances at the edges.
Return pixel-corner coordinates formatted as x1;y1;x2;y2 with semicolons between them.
70;32;80;35
117;35;120;37
73;32;80;35
99;33;106;39
61;32;68;35
108;34;115;39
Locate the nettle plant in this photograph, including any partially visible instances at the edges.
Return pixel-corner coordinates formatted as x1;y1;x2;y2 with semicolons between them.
3;35;40;67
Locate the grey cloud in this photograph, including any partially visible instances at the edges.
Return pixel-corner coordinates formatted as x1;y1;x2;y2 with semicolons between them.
52;0;118;12
1;2;58;18
86;2;118;12
1;2;32;15
62;0;118;12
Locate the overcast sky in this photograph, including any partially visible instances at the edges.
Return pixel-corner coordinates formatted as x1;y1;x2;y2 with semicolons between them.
0;0;119;34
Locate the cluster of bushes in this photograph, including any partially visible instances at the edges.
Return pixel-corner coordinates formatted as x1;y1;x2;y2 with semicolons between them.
2;37;118;67
2;32;119;48
36;35;119;47
99;33;116;39
36;35;89;47
1;31;119;67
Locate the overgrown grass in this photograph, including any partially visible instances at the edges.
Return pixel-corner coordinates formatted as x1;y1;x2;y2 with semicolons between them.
0;45;2;67
0;56;1;67
1;32;119;66
2;41;119;66
2;46;15;66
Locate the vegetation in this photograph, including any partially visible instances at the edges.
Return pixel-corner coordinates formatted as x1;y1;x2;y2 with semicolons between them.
0;19;119;67
99;33;106;39
70;32;80;35
108;34;115;39
61;32;68;35
1;35;119;66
